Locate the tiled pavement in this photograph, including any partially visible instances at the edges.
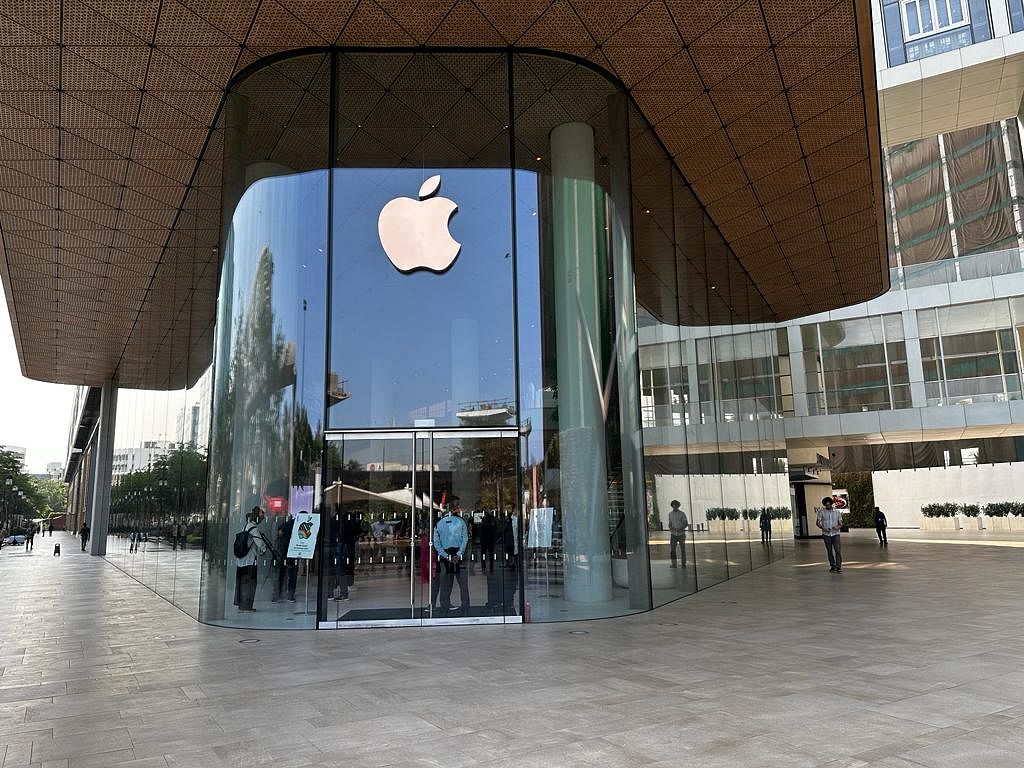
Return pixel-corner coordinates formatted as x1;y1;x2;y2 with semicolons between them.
2;531;1023;767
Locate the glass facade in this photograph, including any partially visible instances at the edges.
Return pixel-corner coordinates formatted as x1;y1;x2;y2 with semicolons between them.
91;48;799;628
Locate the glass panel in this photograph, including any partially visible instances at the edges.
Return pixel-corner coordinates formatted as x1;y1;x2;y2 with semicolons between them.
322;436;416;624
328;52;514;430
428;435;519;620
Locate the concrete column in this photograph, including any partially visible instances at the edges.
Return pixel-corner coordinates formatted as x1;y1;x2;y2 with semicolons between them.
88;381;117;556
220;92;248;255
902;309;928;407
786;324;810;417
608;93;651;609
551;121;613;604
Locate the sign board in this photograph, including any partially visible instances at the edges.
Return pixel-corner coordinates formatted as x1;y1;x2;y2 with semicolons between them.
527;507;554;548
286;512;320;559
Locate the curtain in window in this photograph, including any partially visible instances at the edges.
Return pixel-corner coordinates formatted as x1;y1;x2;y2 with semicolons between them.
945;124;1017;255
889;138;953;264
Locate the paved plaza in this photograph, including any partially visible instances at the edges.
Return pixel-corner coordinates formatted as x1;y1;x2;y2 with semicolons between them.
2;532;1024;767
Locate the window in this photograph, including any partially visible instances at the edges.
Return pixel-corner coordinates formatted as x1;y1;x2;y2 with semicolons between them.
901;0;968;41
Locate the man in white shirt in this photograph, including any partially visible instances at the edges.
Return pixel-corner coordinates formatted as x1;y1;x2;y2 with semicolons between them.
667;500;689;569
815;497;843;573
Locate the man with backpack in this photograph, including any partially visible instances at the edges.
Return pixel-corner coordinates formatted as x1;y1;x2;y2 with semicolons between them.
234;506;268;612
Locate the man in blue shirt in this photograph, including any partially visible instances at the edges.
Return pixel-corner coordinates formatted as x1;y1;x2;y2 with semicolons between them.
433;499;470;615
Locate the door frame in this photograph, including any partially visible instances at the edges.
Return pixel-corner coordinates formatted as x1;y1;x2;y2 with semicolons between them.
317;427;524;628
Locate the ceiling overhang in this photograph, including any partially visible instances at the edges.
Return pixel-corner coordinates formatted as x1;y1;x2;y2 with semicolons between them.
0;0;886;389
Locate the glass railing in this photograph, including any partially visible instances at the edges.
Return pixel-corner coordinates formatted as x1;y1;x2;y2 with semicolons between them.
893;247;1024;290
924;374;1022;406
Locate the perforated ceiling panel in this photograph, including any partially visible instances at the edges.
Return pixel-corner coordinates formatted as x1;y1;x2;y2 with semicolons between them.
0;0;884;388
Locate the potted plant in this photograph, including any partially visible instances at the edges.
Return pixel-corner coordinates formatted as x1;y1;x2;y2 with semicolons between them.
920;502;958;531
1008;502;1024;532
705;508;728;537
983;502;1013;532
959;503;980;531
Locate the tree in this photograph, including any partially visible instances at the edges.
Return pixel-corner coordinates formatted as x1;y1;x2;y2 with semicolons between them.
0;450;48;527
28;477;68;518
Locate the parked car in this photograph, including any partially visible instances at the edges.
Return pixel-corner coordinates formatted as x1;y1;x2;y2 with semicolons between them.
2;534;27;547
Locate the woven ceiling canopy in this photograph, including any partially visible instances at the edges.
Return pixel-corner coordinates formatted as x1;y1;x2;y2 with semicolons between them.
0;0;884;388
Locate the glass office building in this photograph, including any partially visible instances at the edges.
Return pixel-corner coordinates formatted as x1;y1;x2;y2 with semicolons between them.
96;50;792;629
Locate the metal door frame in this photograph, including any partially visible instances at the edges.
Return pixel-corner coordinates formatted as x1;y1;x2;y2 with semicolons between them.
318;428;522;629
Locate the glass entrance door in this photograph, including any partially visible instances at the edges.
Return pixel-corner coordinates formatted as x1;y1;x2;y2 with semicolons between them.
319;430;520;627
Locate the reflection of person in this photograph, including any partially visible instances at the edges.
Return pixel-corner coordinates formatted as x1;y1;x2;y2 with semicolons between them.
47;522;53;536
815;497;843;573
272;514;298;603
668;500;688;569
433;504;470;615
479;510;497;573
759;508;772;545
79;523;90;552
235;507;267;612
874;506;888;546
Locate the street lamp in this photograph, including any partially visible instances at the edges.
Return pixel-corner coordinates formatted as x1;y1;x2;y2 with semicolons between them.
2;477;10;528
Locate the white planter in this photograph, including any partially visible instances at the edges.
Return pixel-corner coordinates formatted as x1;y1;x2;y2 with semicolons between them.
1009;515;1024;532
920;516;956;531
986;516;1010;532
612;558;677;589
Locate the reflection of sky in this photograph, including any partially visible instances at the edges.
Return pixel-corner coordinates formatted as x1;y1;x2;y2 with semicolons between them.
330;168;516;428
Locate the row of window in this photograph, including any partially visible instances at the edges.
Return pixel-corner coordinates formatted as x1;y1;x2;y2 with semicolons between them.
640;298;1024;425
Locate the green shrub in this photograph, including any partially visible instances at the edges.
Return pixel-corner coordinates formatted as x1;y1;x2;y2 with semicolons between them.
768;506;792;520
983;502;1020;517
960;504;980;517
705;507;738;521
922;502;958;518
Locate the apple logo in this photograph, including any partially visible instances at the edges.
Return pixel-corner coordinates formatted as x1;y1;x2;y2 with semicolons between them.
377;175;461;273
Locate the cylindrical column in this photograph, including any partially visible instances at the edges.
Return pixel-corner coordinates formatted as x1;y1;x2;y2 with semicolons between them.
551;122;613;603
88;381;117;556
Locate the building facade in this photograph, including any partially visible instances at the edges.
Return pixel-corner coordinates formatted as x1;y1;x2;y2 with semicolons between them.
639;0;1024;531
1;2;890;629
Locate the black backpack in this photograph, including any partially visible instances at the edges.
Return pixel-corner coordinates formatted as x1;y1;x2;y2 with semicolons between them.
233;528;252;559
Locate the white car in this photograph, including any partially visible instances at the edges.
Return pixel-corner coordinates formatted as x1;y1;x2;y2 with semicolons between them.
2;534;26;547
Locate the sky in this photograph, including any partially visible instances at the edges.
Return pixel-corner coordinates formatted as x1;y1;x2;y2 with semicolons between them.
0;300;77;474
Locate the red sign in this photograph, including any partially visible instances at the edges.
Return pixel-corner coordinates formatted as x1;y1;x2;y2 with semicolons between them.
265;496;287;513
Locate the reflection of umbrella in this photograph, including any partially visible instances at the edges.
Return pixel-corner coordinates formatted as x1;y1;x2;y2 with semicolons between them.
323;482;441;510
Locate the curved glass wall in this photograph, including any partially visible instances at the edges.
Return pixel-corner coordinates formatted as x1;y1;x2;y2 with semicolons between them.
136;48;798;629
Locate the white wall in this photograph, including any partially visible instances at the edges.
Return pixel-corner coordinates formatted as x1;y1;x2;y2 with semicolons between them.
872;462;1024;527
651;473;789;527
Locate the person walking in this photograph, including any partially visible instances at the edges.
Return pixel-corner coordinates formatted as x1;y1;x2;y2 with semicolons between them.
816;497;843;573
47;521;53;536
759;507;772;545
79;522;90;552
25;524;35;552
874;506;888;546
668;500;689;568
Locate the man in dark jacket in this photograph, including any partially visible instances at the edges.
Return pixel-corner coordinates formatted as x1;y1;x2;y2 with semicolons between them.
873;506;888;546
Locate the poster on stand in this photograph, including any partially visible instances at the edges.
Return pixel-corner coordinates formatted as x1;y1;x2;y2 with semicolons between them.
286;512;320;559
528;507;554;548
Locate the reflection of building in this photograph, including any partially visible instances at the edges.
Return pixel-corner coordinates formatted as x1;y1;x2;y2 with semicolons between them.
641;5;1024;529
8;4;896;630
45;462;63;480
0;445;26;467
111;441;177;478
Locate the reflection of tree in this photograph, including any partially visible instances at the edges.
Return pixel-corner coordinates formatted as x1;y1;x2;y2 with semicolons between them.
110;447;208;544
447;438;516;509
206;244;294;617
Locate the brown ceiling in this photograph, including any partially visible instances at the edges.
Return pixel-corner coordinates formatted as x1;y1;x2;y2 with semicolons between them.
0;0;885;388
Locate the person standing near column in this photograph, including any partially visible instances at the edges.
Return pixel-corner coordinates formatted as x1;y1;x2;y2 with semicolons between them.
816;497;843;573
234;507;267;612
79;522;90;552
668;500;689;569
873;506;888;546
759;507;773;545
